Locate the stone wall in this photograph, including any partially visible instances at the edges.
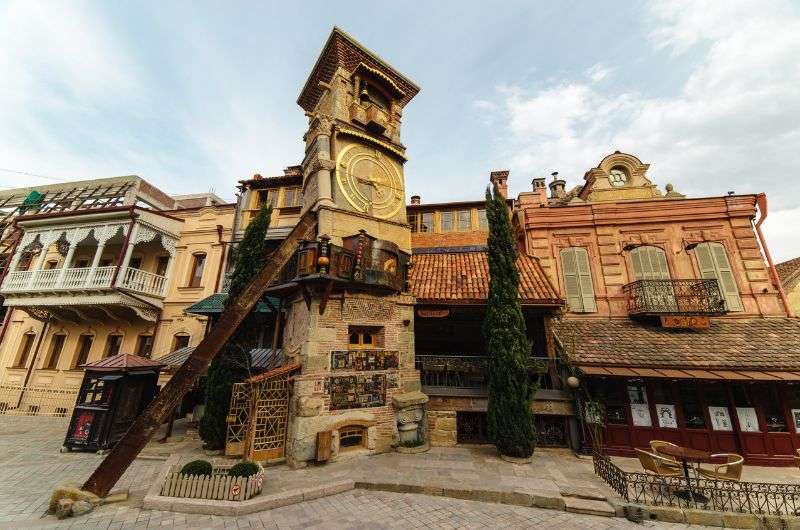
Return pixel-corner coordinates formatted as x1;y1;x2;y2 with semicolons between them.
427;410;456;447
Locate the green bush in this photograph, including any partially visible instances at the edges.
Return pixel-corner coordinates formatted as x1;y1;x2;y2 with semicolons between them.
228;461;260;478
180;459;213;476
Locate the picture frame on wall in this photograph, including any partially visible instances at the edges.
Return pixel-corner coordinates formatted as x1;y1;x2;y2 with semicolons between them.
736;407;760;432
708;406;733;431
630;403;652;427
655;404;677;428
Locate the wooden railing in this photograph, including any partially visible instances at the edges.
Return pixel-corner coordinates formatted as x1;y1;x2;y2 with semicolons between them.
0;384;79;417
1;265;167;297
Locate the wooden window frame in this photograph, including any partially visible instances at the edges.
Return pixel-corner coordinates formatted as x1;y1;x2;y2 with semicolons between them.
135;334;154;357
14;332;36;368
440;211;455;232
420;212;433;233
348;326;381;349
104;334;123;358
407;213;419;233
457;210;471;232
188;252;207;288
44;333;67;370
73;334;94;369
281;187;301;208
477;209;488;230
172;333;191;351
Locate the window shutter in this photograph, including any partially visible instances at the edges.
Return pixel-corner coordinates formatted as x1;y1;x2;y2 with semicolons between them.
631;246;670;280
575;248;597;312
696;242;743;312
631;248;646;280
652;247;670;279
561;248;583;311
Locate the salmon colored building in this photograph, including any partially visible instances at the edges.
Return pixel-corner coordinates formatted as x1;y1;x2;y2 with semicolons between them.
517;151;800;465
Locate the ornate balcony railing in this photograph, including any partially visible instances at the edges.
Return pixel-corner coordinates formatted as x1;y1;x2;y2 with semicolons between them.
1;265;167;298
623;279;727;316
415;354;488;394
275;232;409;293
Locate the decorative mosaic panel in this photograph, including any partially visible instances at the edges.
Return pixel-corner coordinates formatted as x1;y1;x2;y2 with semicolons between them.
342;298;393;321
331;350;399;371
326;374;386;410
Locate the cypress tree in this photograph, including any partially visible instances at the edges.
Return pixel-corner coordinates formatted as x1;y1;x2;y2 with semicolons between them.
483;184;538;458
199;204;272;449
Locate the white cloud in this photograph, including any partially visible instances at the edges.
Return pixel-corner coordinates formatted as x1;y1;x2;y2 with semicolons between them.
585;63;613;83
477;0;800;258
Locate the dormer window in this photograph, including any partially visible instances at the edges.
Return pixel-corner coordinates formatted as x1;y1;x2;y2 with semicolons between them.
608;167;629;187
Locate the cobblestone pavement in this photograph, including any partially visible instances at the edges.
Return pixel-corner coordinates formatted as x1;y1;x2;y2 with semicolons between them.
0;417;701;528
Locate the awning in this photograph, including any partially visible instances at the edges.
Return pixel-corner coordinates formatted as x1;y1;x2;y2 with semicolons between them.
156;346;285;373
185;293;281;315
576;365;800;381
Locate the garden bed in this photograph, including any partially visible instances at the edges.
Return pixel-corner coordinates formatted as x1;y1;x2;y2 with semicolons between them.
160;461;264;501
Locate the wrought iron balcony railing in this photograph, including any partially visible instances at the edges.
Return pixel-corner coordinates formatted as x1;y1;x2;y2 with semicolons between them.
623;279;727;316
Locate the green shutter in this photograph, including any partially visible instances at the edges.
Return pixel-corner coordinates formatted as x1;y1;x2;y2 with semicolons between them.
561;248;583;311
575;248;597;312
696;243;743;312
631;248;646;280
632;246;670;280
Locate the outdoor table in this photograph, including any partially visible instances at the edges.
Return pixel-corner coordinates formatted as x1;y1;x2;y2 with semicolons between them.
657;445;713;503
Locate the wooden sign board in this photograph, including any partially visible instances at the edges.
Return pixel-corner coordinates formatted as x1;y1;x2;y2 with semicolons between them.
417;308;450;318
660;315;710;329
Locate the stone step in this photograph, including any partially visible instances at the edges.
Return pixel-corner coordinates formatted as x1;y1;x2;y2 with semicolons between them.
564;497;616;517
558;485;608;501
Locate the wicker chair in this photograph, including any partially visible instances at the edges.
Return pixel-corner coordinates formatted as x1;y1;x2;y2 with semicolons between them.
634;448;683;477
794;448;800;470
696;453;744;481
649;440;683;470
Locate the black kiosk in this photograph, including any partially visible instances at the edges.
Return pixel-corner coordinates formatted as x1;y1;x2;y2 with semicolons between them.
63;354;163;452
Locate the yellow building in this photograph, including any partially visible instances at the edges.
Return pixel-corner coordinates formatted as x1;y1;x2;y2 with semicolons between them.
0;177;232;415
777;257;800;316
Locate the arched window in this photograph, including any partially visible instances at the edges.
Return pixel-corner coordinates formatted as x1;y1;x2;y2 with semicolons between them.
560;248;596;313
694;242;743;311
135;334;154;357
172;332;191;351
14;332;36;368
630;246;671;280
73;334;94;368
188;253;206;288
44;333;67;369
104;334;123;358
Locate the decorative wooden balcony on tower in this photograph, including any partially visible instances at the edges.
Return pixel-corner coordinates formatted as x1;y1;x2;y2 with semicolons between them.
622;279;728;317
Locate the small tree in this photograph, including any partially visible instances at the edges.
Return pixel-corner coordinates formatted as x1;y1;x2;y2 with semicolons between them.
483;184;538;458
199;204;272;449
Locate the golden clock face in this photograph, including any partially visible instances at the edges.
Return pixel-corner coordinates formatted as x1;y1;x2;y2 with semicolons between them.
336;143;404;220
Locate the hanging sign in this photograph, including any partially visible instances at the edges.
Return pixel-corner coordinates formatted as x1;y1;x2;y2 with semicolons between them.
708;406;733;431
655;404;678;428
736;407;760;432
660;316;710;329
417;308;450;318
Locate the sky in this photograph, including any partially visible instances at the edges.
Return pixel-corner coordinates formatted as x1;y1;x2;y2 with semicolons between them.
2;0;800;260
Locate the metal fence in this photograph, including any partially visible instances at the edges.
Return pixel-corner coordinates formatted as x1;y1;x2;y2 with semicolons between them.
593;452;800;516
623;279;727;316
0;384;78;417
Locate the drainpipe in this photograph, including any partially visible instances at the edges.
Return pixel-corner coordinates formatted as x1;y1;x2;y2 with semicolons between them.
754;193;793;317
18;319;49;407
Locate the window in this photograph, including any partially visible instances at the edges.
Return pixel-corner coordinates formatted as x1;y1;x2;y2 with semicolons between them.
420;213;433;233
440;211;454;232
129;257;142;270
457;210;471;231
44;260;59;270
172;333;191;351
694;242;743;311
156;256;169;276
104;334;123;358
135;335;153;357
257;189;278;208
348;327;380;349
281;187;301;208
73;335;93;368
45;334;66;369
99;259;112;267
630;246;670;280
339;425;366;450
407;214;419;233
14;333;36;368
477;209;488;230
678;384;706;429
76;259;89;268
560;248;597;313
188;253;206;287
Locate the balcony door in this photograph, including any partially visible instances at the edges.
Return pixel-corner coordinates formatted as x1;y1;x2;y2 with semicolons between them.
630;246;677;311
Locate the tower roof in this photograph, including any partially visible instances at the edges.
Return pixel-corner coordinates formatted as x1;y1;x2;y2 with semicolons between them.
297;27;420;112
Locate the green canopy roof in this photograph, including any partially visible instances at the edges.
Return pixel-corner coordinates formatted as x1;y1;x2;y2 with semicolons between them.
185;293;280;315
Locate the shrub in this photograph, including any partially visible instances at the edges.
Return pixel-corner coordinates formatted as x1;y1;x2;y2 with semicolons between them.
180;459;212;476
228;461;260;478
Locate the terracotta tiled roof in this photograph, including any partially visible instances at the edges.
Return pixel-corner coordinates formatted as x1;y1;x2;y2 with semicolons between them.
81;353;164;372
410;246;561;305
553;317;800;371
776;257;800;288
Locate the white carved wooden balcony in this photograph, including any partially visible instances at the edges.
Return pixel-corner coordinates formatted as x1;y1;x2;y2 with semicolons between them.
1;266;167;297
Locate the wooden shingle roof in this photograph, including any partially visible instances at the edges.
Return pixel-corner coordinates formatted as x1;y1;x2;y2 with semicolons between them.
409;246;561;306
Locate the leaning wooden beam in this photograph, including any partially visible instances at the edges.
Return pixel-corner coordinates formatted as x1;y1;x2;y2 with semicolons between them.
81;212;316;498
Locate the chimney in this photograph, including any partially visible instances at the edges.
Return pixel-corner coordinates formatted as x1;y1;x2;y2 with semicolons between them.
252;173;263;180
410;195;421;205
531;177;547;206
548;171;566;199
489;170;509;199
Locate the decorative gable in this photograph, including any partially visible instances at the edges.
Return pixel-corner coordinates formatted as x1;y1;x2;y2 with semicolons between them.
579;151;682;203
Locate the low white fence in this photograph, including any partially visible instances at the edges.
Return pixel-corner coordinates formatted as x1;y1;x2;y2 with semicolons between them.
0;385;79;417
160;464;265;501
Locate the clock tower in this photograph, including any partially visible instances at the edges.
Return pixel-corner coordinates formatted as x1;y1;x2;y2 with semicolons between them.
279;28;425;467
